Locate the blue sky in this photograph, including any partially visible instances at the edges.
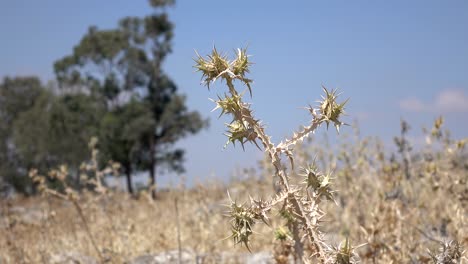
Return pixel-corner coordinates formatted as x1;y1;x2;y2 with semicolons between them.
1;1;467;185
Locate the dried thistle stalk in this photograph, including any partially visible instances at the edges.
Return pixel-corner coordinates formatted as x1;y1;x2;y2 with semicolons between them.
195;47;356;263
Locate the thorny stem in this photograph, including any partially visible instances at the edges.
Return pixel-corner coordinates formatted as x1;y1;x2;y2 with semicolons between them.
291;215;304;262
225;78;326;262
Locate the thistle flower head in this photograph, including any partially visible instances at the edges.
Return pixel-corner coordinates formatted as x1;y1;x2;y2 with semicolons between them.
300;163;334;201
336;237;352;263
332;237;360;264
434;116;444;130
429;240;463;263
232;48;251;77
211;92;244;118
456;139;466;150
249;196;271;225
301;162;321;189
279;207;295;224
228;198;255;251
194;47;230;89
431;116;444;138
274;226;291;241
318;87;348;133
231;48;253;96
224;120;258;150
195;47;253;95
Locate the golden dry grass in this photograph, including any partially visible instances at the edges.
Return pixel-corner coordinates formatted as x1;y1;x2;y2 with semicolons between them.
1;125;467;263
1;178;279;263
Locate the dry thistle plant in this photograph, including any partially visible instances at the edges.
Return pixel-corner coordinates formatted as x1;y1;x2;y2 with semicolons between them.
194;47;359;263
29;137;120;263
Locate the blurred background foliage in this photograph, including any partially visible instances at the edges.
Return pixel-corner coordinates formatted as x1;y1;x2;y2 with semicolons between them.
0;0;207;197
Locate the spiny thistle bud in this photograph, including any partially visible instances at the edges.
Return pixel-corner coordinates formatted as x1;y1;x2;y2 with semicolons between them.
232;48;251;76
456;139;466;150
429;240;463;263
194;47;230;89
318;87;348;133
301;163;321;189
274;226;291;241
434;116;444;130
279;208;295;224
431;116;444;138
335;238;353;264
211;92;244;118
228;199;255;251
195;47;253;95
300;163;334;201
224;120;258;150
231;48;253;96
249;196;271;225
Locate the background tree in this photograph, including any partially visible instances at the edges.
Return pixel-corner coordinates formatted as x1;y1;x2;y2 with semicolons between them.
99;100;154;194
12;92;104;187
54;0;207;197
0;77;44;192
0;77;102;192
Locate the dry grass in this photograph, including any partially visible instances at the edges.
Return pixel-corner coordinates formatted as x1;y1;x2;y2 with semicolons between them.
0;177;279;263
1;119;467;264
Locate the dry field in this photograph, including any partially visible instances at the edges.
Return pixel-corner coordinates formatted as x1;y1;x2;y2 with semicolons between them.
1;121;467;263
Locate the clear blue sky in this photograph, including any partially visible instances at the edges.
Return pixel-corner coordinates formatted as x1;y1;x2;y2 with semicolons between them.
1;1;467;185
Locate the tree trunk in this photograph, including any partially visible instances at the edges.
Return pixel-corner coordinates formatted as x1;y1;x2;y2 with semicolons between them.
149;137;157;199
149;59;161;200
125;164;134;194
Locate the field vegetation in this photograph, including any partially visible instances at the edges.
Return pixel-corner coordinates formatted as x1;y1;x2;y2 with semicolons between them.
0;1;466;262
1;80;466;263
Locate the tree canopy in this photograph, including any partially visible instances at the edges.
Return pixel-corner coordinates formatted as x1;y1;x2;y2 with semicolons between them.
53;0;207;196
0;77;105;192
1;0;207;197
0;77;45;192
